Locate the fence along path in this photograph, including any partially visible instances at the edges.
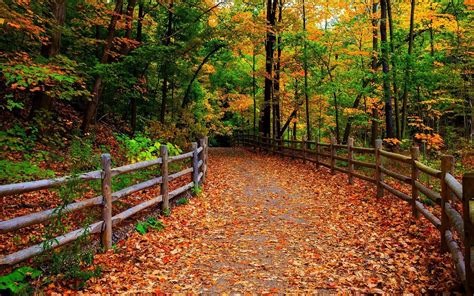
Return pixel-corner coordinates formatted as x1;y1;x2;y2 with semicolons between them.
0;137;209;266
236;132;474;294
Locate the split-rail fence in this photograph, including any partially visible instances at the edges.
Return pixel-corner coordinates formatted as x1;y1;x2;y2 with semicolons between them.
236;132;474;294
0;137;209;267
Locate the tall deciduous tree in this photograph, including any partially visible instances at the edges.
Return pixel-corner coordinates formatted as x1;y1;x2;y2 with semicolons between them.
261;0;277;137
82;0;124;133
380;0;394;139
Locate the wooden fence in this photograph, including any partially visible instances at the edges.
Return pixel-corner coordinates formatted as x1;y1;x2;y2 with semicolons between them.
236;132;474;294
0;137;209;267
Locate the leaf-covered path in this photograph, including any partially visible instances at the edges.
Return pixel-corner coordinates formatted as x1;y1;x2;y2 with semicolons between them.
80;148;458;293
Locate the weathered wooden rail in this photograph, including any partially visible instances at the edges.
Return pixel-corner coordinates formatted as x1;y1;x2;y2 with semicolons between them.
236;132;474;294
0;137;209;266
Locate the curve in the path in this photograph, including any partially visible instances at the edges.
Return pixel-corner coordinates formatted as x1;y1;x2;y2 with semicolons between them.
82;148;458;294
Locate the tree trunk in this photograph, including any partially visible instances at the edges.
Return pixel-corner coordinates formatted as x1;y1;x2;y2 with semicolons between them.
401;0;415;138
29;0;66;119
160;0;173;123
279;78;299;138
136;3;144;42
261;0;277;137
130;3;145;134
380;0;394;139
387;0;400;139
81;0;124;133
303;0;311;140
371;0;379;146
341;80;370;143
121;0;138;55
273;0;282;139
253;46;257;132
182;44;225;108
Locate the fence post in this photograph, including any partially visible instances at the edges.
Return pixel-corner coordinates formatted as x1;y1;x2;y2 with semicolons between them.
440;155;454;252
192;142;199;191
315;141;320;169
410;146;420;218
348;137;354;185
100;154;113;250
272;136;276;155
204;136;209;181
462;173;474;294
198;138;206;185
330;137;336;175
291;138;296;159
160;145;169;213
302;137;307;163
375;139;383;198
279;137;283;157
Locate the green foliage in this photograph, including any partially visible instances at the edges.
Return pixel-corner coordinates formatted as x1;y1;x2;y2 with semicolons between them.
135;217;165;235
162;208;171;217
0;160;55;183
1;56;90;101
117;133;182;163
0;267;41;295
421;197;435;207
176;197;189;205
191;186;203;196
68;137;99;172
0;124;37;152
112;169;155;192
336;160;348;168
38;153;101;290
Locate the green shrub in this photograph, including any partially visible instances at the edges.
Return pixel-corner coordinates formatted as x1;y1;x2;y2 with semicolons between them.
0;266;41;295
117;133;182;163
136;217;165;235
0;124;37;153
68;137;99;172
191;186;203;196
176;197;189;205
0;160;55;184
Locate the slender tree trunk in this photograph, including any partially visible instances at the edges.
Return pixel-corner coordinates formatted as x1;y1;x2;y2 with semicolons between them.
302;0;311;140
29;0;66;119
371;0;379;146
273;0;282;139
278;78;299;138
253;46;257;132
387;0;400;139
380;0;394;139
261;0;277;137
82;0;124;133
429;2;435;57
130;3;145;134
333;92;340;143
182;45;225;108
121;0;137;55
342;80;370;143
160;0;173;123
136;3;144;42
401;0;415;138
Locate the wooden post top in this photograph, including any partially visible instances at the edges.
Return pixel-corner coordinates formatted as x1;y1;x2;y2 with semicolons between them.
160;145;168;156
411;145;420;159
375;139;382;148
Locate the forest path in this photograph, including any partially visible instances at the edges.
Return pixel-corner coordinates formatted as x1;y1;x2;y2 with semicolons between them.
83;148;457;294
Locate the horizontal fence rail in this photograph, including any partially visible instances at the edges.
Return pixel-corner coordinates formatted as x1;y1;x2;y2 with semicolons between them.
0;138;209;266
235;132;474;294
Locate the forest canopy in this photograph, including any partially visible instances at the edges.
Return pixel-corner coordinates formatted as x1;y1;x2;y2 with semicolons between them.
0;0;473;164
